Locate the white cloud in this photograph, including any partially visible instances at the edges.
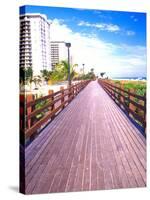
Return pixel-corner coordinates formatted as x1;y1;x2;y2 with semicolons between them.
105;24;120;32
50;19;146;78
78;21;120;32
126;30;135;36
78;20;136;36
130;15;138;22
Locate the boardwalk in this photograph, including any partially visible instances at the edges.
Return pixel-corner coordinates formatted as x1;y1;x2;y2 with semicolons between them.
25;81;146;194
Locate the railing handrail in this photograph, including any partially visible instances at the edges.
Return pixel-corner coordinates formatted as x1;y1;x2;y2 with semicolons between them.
26;91;70;120
25;81;83;108
102;80;146;101
98;79;146;134
103;82;146;111
20;80;91;142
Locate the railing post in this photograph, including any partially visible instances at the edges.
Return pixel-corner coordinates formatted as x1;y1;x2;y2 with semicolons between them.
74;84;77;97
120;84;124;103
116;83;121;105
129;88;136;117
72;84;75;98
78;82;80;93
78;81;81;92
76;83;78;94
26;94;34;129
81;81;83;89
79;82;81;91
71;84;74;99
67;85;71;103
111;82;115;99
77;83;79;94
60;86;65;109
120;84;125;109
26;94;35;142
48;89;55;119
108;82;111;96
80;81;82;91
114;83;120;106
114;82;117;102
81;81;83;90
137;92;146;132
71;85;74;99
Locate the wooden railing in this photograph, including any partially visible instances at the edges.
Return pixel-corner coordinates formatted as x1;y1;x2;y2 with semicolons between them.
98;79;146;134
20;80;90;144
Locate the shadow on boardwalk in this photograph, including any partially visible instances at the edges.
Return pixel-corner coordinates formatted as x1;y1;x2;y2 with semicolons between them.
24;80;146;194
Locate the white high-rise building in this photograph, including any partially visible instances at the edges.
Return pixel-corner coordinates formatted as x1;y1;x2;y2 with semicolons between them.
20;13;51;75
50;41;68;69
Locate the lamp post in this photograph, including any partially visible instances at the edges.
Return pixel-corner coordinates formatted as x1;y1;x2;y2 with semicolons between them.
82;63;85;75
65;42;71;86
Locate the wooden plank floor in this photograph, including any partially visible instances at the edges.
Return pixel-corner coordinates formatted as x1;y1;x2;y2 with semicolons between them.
25;80;146;194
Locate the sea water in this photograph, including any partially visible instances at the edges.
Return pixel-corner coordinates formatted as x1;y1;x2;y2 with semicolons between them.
111;77;146;81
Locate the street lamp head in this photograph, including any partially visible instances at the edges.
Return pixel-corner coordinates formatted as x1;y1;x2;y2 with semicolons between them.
65;42;71;48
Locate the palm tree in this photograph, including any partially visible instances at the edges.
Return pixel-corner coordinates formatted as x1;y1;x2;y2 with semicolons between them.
90;68;94;73
51;60;77;82
100;72;106;78
71;63;78;80
32;75;42;89
51;61;67;81
40;69;52;84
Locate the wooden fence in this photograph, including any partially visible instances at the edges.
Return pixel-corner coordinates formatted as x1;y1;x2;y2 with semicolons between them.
98;79;146;134
20;80;90;144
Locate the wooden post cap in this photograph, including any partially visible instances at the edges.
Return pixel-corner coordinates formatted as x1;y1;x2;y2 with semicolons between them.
60;86;64;90
48;89;54;95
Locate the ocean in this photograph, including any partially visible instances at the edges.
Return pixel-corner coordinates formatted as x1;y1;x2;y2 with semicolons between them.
111;77;146;81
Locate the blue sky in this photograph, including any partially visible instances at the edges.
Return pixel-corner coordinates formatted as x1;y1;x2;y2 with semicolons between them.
20;5;146;78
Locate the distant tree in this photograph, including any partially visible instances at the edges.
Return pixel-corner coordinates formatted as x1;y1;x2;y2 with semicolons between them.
90;68;94;73
100;72;106;78
71;64;78;80
20;67;33;85
51;61;67;81
40;69;52;83
32;75;42;89
79;68;96;80
90;68;96;80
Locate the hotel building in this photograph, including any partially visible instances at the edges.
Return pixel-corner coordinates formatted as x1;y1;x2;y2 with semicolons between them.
50;41;68;69
20;13;51;75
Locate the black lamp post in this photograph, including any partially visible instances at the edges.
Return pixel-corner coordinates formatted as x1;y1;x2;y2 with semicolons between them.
65;42;71;86
82;63;85;75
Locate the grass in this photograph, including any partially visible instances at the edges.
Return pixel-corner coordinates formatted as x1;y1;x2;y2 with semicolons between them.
113;80;146;96
110;79;146;128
